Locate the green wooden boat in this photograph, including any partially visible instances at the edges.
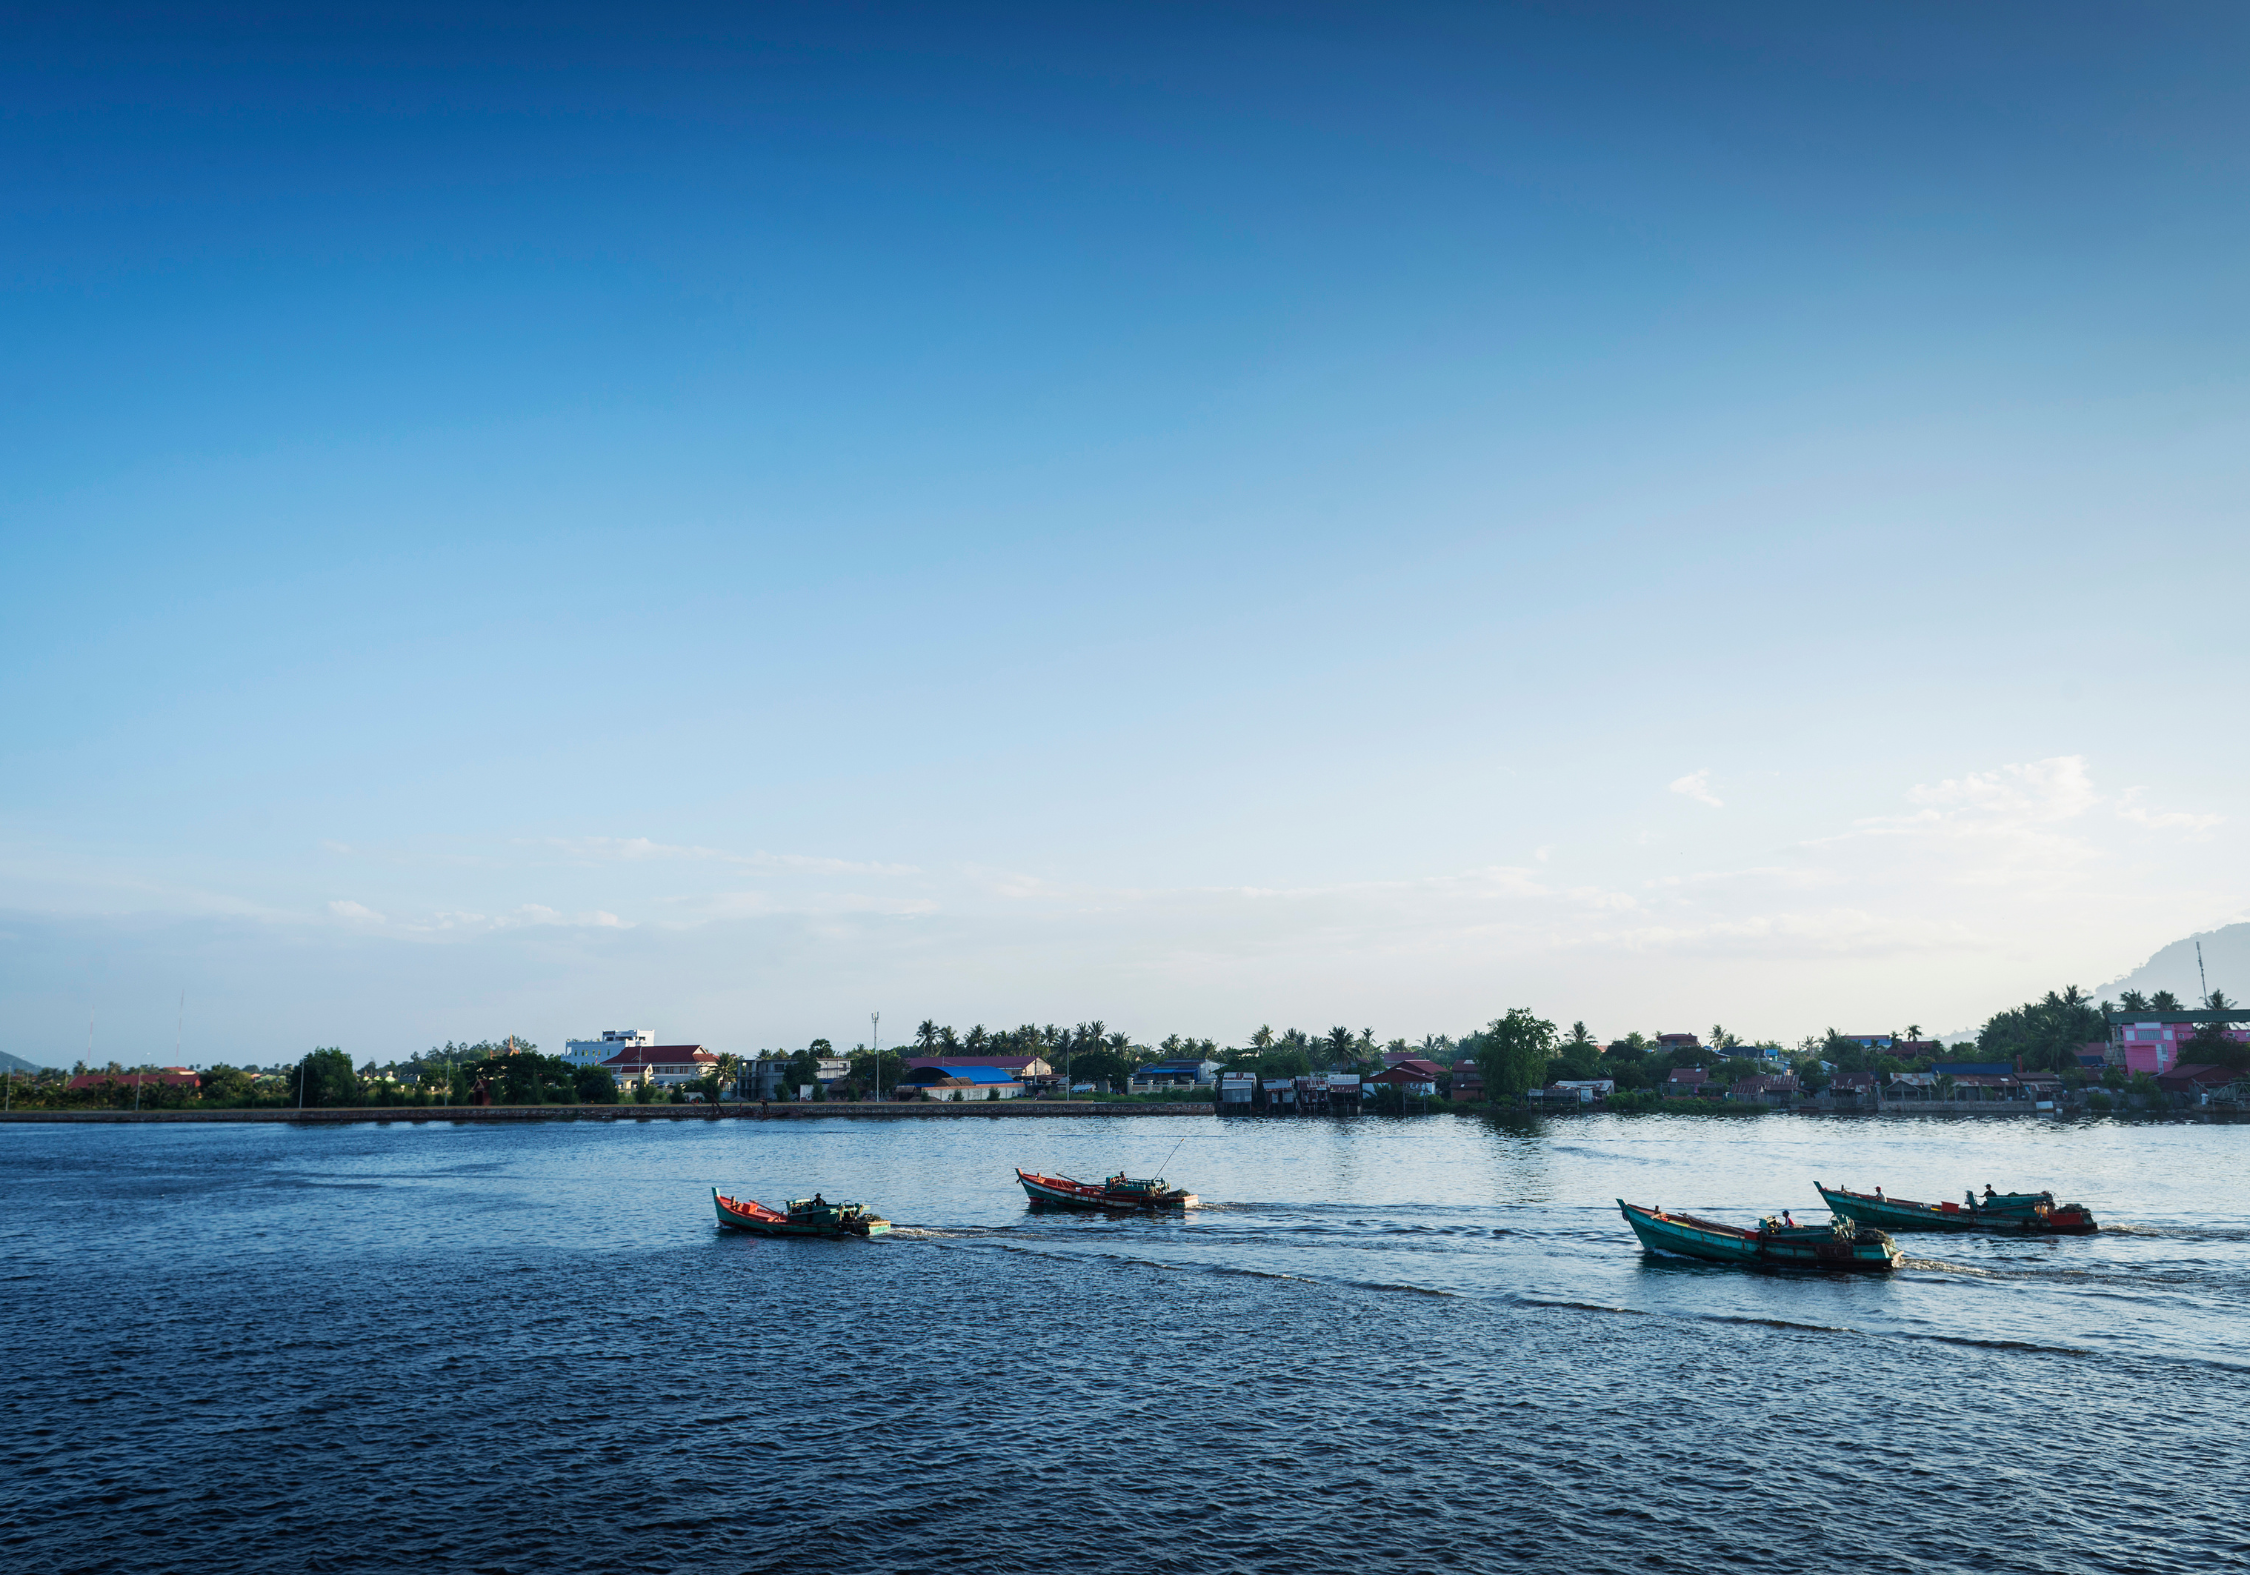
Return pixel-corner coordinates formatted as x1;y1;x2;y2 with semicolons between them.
1619;1200;1901;1271
1815;1182;2097;1235
713;1188;891;1238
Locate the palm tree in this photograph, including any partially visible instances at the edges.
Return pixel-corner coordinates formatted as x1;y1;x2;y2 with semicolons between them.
1251;1025;1275;1050
966;1024;989;1052
1324;1026;1354;1068
714;1053;739;1105
915;1020;940;1052
938;1025;960;1051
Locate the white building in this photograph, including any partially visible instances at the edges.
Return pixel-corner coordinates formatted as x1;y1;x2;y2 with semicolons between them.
565;1029;654;1068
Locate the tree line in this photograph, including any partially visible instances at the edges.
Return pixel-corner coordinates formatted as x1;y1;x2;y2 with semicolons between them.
13;979;2238;1112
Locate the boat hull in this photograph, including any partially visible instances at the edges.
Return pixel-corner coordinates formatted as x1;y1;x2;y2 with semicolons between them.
1619;1201;1900;1271
1016;1169;1196;1211
1817;1183;2096;1236
714;1189;891;1238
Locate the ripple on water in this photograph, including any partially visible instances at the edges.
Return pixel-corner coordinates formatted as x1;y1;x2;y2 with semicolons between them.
0;1115;2244;1574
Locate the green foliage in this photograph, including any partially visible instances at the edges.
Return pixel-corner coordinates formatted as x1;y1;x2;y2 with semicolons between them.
1545;1021;1602;1082
571;1065;619;1103
783;1047;827;1096
458;1050;579;1106
1225;1046;1309;1079
846;1047;908;1099
2184;991;2248;1070
292;1047;360;1107
1977;986;2102;1073
1472;1008;1557;1102
196;1064;257;1104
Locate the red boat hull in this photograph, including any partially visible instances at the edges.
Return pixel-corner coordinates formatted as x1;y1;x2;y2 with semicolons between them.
1016;1169;1195;1211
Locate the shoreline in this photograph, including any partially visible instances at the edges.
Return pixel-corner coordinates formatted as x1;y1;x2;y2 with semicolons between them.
2;1102;2235;1125
0;1100;1216;1124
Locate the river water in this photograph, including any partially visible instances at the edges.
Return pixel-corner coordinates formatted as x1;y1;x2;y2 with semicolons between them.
3;1111;2244;1573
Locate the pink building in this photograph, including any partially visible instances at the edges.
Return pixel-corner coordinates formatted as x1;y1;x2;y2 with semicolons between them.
2118;1020;2250;1074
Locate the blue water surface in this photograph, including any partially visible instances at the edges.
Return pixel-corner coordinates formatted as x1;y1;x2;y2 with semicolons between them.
3;1111;2244;1573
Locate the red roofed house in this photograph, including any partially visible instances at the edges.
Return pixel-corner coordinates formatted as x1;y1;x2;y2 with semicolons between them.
1450;1060;1484;1102
1665;1067;1709;1094
599;1043;719;1090
2157;1064;2242;1105
1729;1073;1801;1103
1369;1059;1447;1096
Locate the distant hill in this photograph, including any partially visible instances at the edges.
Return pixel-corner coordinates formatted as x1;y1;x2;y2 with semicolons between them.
1933;920;2250;1042
0;1050;55;1075
2095;921;2250;1006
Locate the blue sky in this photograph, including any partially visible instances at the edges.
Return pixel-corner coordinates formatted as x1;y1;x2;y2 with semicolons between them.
5;3;2247;1066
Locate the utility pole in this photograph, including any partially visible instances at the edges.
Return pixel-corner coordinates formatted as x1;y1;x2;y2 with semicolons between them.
2199;941;2210;1004
871;1012;880;1104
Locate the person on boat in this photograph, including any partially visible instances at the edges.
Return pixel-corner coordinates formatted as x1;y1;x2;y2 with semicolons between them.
812;1192;827;1207
1782;1211;1796;1228
1984;1185;1997;1200
1874;1186;1884;1202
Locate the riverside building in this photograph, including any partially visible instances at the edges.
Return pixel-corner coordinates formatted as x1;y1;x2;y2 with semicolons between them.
564;1029;654;1068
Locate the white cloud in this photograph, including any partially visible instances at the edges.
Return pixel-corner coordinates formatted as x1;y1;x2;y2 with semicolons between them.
1669;769;1723;808
544;836;918;876
1903;755;2098;824
2116;788;2223;835
327;899;385;923
1825;755;2106;876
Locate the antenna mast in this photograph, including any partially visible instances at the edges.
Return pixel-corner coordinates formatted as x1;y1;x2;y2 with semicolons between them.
2199;941;2210;1004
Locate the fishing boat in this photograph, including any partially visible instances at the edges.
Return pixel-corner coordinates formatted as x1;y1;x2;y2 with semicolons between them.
1016;1168;1197;1211
1618;1200;1901;1270
712;1188;891;1238
1815;1182;2097;1235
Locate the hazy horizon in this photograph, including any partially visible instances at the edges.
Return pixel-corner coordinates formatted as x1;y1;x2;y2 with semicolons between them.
5;5;2246;1067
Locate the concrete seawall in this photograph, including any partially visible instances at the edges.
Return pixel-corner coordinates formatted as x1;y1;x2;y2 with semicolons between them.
0;1100;1217;1125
